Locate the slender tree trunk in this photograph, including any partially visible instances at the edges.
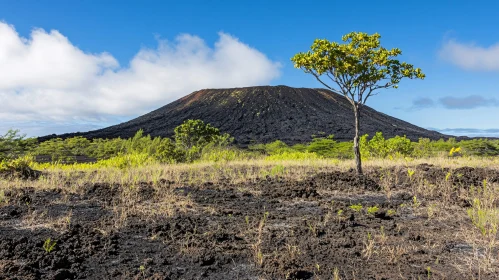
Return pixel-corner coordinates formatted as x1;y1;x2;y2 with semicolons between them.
353;104;363;175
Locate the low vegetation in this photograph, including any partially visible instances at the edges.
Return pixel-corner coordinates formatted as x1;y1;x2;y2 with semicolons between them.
5;120;498;171
1;121;499;279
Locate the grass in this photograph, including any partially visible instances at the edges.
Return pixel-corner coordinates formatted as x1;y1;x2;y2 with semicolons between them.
2;155;499;278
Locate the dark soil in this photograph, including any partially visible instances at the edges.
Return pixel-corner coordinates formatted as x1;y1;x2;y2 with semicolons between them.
1;165;499;279
38;86;448;145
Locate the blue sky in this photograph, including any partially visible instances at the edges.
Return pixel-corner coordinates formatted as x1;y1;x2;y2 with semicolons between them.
1;0;499;137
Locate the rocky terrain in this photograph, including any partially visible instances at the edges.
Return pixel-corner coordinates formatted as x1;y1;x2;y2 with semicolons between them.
1;163;498;279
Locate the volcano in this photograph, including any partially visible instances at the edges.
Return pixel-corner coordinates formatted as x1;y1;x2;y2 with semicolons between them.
38;86;446;145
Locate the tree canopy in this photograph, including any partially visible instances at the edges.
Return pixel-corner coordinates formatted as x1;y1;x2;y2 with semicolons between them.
291;32;425;106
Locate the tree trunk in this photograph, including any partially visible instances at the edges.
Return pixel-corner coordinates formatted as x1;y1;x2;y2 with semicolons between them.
353;104;363;175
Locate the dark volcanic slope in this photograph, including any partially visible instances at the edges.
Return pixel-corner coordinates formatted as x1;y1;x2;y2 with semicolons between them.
39;86;446;145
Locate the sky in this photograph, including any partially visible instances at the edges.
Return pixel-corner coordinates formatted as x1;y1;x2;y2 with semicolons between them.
1;0;499;137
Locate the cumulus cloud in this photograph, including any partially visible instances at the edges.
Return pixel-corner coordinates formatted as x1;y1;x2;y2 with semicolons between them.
0;21;281;123
410;97;435;110
439;95;499;109
440;39;499;70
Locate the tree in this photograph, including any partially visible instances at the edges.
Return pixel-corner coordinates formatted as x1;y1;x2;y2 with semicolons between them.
0;129;37;161
174;119;232;161
291;32;425;175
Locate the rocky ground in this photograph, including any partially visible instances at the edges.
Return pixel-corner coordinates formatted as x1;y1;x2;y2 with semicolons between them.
1;164;498;279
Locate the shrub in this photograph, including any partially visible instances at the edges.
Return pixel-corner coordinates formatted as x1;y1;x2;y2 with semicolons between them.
412;138;434;158
199;146;256;162
265;151;321;161
174;119;233;161
0;155;40;179
360;132;413;159
306;135;336;157
94;153;157;169
0;129;37;160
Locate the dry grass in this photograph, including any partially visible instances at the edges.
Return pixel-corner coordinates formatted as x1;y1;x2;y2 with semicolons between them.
1;156;499;278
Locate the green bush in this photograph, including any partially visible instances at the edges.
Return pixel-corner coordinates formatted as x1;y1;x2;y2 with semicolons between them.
174;119;233;162
460;139;499;156
0;129;37;160
306;136;336;157
360;132;413;159
95;153;156;169
411;138;435;158
265;151;321;161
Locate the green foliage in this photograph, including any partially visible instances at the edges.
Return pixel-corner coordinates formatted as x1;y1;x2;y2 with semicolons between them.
35;136;92;162
0;129;37;160
367;206;379;215
292;32;425;174
291;32;425;96
387;209;397;216
460;139;499;156
349;204;363;212
360;132;413;159
174;120;232;162
411;138;435;158
265;151;321;161
43;238;57;253
0;155;36;178
94;153;157;169
291;143;307;152
252;135;353;159
86;138;126;159
467;198;498;237
199;146;256;162
306;135;336;157
153;137;185;163
270;165;286;176
250;140;294;155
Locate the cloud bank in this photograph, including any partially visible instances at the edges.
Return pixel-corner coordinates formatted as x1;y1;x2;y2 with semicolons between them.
407;95;498;110
440;39;499;71
0;22;281;124
435;128;499;137
439;95;498;109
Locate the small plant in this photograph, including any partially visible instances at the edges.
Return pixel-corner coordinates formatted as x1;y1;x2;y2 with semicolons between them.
412;196;421;208
333;267;341;280
362;232;375;260
449;146;461;157
467;198;498;236
252;211;269;266
427;203;437;219
270;164;285;176
43;238;57;253
387;209;397;216
378;226;387;245
407;168;415;180
367;205;379;215
139;265;146;276
349;203;363;212
307;221;318;237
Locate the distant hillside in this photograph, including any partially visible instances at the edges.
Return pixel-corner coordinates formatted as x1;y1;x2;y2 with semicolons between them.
39;86;447;145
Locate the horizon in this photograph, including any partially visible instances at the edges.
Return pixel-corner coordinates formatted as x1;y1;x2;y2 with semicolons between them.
1;1;499;138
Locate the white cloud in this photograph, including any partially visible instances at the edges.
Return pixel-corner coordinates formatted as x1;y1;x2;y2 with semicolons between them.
0;22;281;124
440;39;499;70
